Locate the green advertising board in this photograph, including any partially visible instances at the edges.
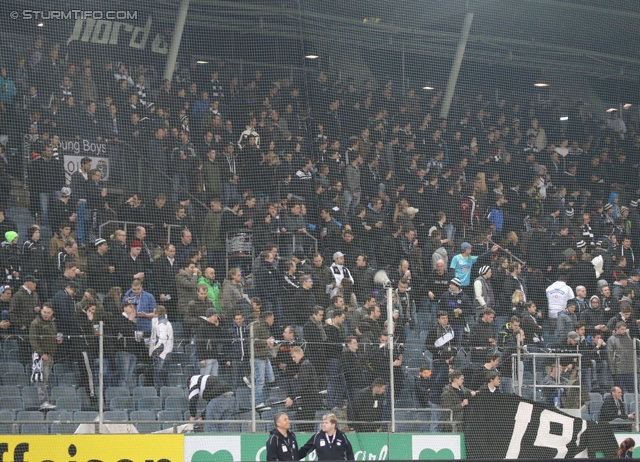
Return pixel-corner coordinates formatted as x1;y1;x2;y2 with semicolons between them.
184;433;465;461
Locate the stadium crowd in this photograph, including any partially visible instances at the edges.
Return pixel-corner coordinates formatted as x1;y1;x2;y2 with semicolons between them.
0;33;639;430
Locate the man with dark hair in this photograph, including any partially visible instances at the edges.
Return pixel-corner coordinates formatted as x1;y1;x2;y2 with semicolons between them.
469;308;496;362
477;371;502;394
425;310;456;354
303;306;328;378
607;321;634;393
266;412;300;461
352;378;387;432
465;353;500;391
440;370;476;431
29;302;61;409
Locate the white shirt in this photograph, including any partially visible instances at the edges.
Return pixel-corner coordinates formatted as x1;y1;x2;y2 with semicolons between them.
545;281;575;319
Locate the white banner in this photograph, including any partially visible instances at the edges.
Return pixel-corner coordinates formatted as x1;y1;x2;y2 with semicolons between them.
64;155;110;182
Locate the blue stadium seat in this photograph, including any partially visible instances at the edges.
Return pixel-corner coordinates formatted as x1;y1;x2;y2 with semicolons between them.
160;386;185;405
168;373;187;388
103;410;129;421
105;386;130;404
21;423;48;434
158;410;183;429
133;386;157;401
0;397;24;412
130;410;159;433
17;410;43;421
137;397;162;411
45;411;73;422
0;386;21;398
0;409;16;434
73;411;98;422
0;362;25;375
51;386;77;403
235;387;252;410
21;387;39;410
55;373;79;388
164;396;189;412
55;397;81;412
3;373;28;388
110;396;135;412
50;422;77;434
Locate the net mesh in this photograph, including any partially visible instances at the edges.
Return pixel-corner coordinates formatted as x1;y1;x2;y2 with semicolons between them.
0;0;637;455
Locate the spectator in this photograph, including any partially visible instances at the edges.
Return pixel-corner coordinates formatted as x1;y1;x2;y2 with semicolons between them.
440;370;476;432
195;308;225;376
248;311;276;409
282;346;322;433
176;260;200;320
607;321;634;393
198;267;221;313
473;265;497;317
555;300;578;340
150;244;179;321
600;386;634;429
469;308;496;362
220;268;244;321
86;238;113;298
29;302;61;410
450;242;498;289
112;299;146;388
546;275;575;329
122;279;156;334
352;378;387;432
303;306;328;378
149;305;173;389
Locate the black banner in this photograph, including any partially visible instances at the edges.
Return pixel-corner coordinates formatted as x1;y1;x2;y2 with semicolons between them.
464;394;619;459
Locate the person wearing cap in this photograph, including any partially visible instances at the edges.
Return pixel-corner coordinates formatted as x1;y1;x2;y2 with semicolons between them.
195;306;225;376
555;300;578;341
450;241;498;289
1;230;22;292
117;240;146;288
436;278;471;349
329;251;354;299
87;238;112;297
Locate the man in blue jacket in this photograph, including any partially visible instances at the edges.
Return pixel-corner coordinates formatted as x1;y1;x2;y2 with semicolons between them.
122;279;156;334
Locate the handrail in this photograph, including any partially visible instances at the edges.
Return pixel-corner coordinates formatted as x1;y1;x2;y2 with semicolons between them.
0;418;465;433
98;220;185;243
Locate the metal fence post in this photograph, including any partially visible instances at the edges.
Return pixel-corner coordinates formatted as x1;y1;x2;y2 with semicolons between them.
250;322;256;433
99;321;104;429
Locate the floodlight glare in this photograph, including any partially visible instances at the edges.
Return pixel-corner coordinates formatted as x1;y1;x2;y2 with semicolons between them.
423;86;434;90
37;23;44;27
196;61;208;64
534;82;549;88
624;103;633;109
305;55;319;59
559;116;569;121
606;108;618;113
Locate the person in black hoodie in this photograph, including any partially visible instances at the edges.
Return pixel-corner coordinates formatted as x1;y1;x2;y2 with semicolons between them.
298;413;355;461
195;308;226;376
266;412;300;461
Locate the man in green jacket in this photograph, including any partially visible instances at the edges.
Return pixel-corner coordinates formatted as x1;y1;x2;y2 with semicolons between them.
198;267;221;312
440;370;477;432
29;302;61;409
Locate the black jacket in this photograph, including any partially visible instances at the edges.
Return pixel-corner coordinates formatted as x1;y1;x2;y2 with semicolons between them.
266;429;300;461
87;251;112;294
352;387;384;432
298;430;355;461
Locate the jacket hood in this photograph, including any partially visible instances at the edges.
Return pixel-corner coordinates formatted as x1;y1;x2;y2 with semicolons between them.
589;295;600;309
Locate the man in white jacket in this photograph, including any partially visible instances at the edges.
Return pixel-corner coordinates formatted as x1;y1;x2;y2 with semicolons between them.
545;275;575;330
150;305;174;389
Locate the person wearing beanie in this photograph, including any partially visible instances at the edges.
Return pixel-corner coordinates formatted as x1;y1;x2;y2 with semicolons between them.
473;265;496;320
435;278;471;349
450;241;499;289
1;231;21;289
117;240;146;288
